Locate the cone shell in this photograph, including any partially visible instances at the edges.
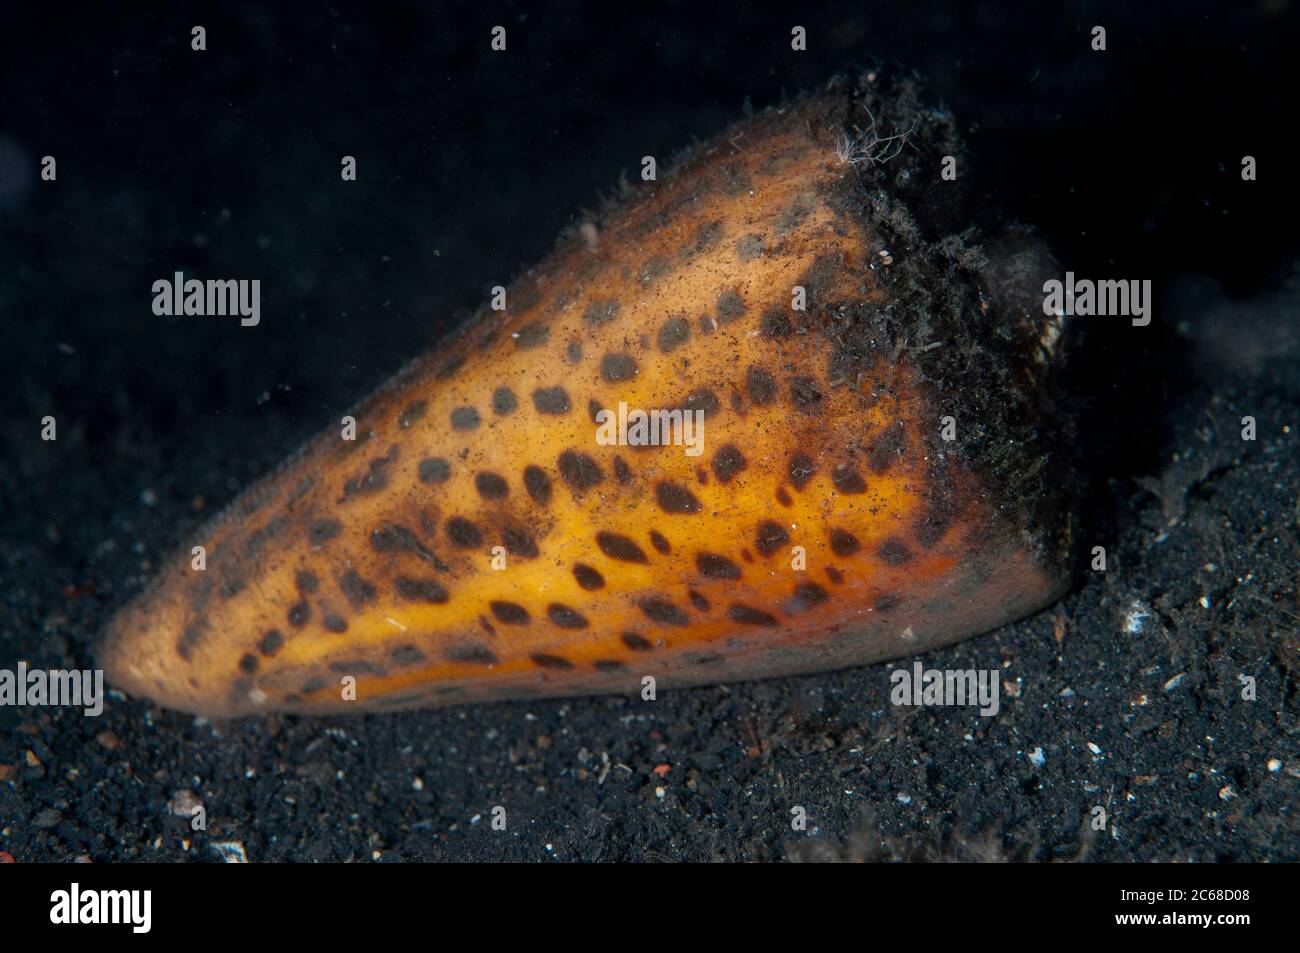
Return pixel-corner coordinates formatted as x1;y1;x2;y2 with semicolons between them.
100;73;1073;715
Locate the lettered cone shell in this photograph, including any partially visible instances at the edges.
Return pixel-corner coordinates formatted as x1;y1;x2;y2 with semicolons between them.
100;72;1074;716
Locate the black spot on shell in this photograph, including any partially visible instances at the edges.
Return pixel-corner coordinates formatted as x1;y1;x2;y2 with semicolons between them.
648;530;671;555
761;306;791;338
746;366;777;405
587;398;604;424
490;601;530;625
736;232;764;261
244;518;287;558
288;601;310;628
658;316;690;352
583;298;620;328
450;406;481;431
239;653;259;675
601;353;638;382
395;576;450;603
558;450;603;491
399;400;427;428
830;529;861;557
832;464;867;494
342;445;398;499
548;604;589;629
728;603;777;626
566;340;583;363
639;598;689;626
826;566;845;585
244;515;285;562
712;444;746;484
682;388;721;419
523;465;552;505
475;471;509;500
656;481;701;514
245;517;289;553
913;501;954;549
877;537;913;565
323;613;348;633
755;520;790;557
716;289;746;323
301;676;326;693
532;386;572;415
775;487;793;507
613;456;632;485
418;457;451;484
874;594;901;612
796;253;841;308
688;590;711;612
782;581;829;616
868;425;906;473
502;526;539;558
515;322;550;349
369;522;425;555
391;645;426;666
694;220;723;252
532;653;575;670
622;632;653;651
790;376;824;415
573;564;605;590
288;475;315;505
338;569;377;610
775;192;815;236
597;531;647;563
640;255;672;283
295;570;319;594
492;387;518;416
259;629;284;657
308;519;342;545
448;645;500;666
788;452;816;490
446;517;484;548
697;552;742;580
594;659;626;672
328;658;386;676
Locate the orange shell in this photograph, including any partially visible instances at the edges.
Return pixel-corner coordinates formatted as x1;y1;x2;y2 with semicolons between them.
99;77;1072;715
